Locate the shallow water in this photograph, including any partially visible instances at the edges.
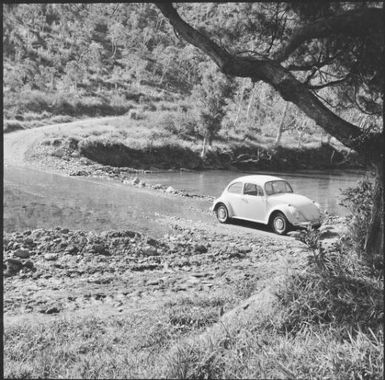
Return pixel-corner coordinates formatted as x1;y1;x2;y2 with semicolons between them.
142;169;368;216
3;165;211;235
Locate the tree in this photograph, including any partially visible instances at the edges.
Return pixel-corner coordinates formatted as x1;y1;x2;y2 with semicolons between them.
155;2;383;257
273;101;289;147
192;63;234;158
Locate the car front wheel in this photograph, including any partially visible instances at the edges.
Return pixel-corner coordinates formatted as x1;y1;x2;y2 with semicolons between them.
271;212;289;235
216;204;229;223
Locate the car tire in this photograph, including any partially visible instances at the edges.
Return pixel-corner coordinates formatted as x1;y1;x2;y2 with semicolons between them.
216;204;229;223
271;212;290;235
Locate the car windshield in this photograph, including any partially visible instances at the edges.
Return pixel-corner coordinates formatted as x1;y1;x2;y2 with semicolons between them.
265;180;293;195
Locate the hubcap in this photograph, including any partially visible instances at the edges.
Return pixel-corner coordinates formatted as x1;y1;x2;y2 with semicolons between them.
274;217;284;232
218;207;226;221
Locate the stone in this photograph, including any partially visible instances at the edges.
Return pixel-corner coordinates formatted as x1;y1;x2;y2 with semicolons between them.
229;251;246;259
13;248;31;259
131;263;160;271
23;260;35;271
24;237;34;245
142;246;158;256
4;259;24;277
80;157;91;165
44;253;58;261
90;244;111;256
153;184;163;190
166;186;176;193
44;306;61;314
131;177;140;185
237;246;252;254
194;244;208;254
65;245;79;255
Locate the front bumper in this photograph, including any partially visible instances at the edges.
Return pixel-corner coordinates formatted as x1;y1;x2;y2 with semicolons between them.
293;220;321;229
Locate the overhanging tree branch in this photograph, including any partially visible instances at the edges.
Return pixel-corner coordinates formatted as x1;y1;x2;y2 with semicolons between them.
154;2;382;157
274;8;383;63
307;75;351;90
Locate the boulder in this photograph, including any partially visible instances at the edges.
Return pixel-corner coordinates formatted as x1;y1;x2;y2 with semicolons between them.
166;186;176;193
4;258;24;277
13;248;31;259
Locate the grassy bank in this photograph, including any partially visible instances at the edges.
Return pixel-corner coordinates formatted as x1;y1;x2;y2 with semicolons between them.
4;227;383;379
29;111;365;173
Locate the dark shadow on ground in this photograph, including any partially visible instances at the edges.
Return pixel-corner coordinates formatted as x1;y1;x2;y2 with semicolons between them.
228;218;273;233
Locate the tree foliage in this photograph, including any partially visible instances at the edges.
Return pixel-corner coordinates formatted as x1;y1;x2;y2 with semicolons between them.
192;64;235;148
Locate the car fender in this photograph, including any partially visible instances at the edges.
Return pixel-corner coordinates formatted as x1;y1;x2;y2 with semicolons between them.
267;205;295;225
212;199;235;218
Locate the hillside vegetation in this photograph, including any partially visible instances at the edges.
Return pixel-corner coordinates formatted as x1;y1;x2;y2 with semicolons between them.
3;3;376;167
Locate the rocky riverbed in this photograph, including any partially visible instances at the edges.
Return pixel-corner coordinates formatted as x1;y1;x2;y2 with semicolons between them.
4;225;311;322
26;136;213;199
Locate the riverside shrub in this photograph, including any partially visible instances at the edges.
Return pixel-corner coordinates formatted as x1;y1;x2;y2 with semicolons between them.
339;177;374;254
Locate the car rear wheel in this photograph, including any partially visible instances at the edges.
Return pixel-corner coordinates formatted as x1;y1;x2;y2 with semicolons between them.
216;204;229;223
271;212;289;235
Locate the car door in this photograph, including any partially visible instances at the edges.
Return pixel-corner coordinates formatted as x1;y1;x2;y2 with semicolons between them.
241;182;266;222
225;181;244;216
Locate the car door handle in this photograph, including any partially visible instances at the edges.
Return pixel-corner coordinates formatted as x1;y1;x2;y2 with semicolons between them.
241;198;248;202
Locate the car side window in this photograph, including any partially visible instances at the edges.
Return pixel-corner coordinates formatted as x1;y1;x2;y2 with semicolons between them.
265;182;273;195
244;183;264;196
227;182;243;194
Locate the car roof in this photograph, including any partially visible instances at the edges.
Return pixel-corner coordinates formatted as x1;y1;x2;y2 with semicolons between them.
229;175;284;186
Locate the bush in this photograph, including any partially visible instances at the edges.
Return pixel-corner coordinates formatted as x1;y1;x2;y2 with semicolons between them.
339;177;374;253
281;224;383;336
158;112;198;139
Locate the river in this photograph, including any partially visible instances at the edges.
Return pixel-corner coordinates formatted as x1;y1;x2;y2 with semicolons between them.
142;169;368;217
3;164;368;234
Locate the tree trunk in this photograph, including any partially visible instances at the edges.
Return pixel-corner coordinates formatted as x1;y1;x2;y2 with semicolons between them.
233;82;246;126
364;162;384;261
274;101;289;147
246;84;255;121
297;131;303;149
201;136;207;158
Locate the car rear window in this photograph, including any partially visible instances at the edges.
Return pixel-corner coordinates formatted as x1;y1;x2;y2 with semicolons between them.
265;180;293;195
227;182;243;194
